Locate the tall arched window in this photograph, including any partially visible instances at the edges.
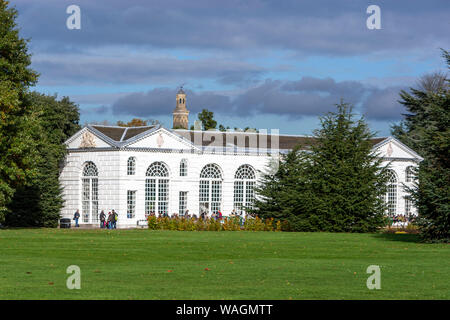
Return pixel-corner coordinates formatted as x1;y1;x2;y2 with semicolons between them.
386;170;397;215
180;159;187;177
234;165;256;214
127;157;136;175
405;166;414;182
145;162;169;216
82;161;99;223
199;164;222;215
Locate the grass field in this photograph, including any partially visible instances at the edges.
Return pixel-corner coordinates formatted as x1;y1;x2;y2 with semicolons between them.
0;229;448;299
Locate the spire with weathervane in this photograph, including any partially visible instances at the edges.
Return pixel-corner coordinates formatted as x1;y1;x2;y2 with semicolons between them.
172;86;189;129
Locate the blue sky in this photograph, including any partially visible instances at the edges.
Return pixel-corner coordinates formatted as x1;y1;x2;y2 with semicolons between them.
12;0;449;135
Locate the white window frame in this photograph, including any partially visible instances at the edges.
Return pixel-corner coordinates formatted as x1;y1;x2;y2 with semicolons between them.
386;170;397;216
127;157;136;175
405;166;414;182
81;161;99;224
233;164;256;214
127;190;136;219
199;164;222;215
180;159;188;177
404;196;412;216
145;162;170;216
179;191;187;215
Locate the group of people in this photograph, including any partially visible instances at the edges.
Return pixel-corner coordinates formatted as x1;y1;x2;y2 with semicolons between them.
99;210;118;229
388;214;414;227
72;209;118;229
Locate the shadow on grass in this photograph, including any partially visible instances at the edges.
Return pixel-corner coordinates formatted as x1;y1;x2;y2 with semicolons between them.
371;232;422;243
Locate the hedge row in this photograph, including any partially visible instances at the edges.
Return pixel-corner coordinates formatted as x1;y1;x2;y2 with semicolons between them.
147;216;291;231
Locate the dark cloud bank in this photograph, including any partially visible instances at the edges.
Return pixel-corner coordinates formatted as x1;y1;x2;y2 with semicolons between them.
15;0;449;56
111;77;407;121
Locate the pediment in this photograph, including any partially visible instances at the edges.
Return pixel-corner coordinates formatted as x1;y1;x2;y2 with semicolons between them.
66;127;114;149
373;137;423;161
125;128;197;150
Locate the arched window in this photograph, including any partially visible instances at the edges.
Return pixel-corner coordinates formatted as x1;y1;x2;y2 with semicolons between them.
145;162;169;216
82;161;99;223
180;159;187;177
405;166;414;182
199;164;222;215
234;165;256;214
127;157;136;175
386;170;397;216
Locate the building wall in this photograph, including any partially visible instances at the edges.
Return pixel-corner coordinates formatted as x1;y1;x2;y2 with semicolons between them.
60;147;419;228
60;150;121;224
60;149;273;227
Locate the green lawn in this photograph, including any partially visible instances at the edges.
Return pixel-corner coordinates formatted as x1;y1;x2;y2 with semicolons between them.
0;229;448;299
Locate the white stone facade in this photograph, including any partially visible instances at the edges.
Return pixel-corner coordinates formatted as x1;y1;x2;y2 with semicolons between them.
60;125;423;228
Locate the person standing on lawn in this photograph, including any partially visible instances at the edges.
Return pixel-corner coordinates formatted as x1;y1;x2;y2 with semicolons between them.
99;210;106;228
107;211;113;229
73;209;80;227
112;210;118;229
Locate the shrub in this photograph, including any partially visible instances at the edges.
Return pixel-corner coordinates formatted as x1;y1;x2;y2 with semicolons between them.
147;215;289;232
147;215;158;230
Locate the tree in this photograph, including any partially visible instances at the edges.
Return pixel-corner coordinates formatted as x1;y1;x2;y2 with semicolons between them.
253;102;389;232
417;72;447;93
251;146;309;231
5;93;80;227
392;49;450;242
0;0;40;223
117;118;159;127
197;109;217;130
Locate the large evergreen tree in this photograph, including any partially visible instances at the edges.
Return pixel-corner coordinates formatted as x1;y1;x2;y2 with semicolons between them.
5;93;80;227
253;102;389;232
0;0;40;223
392;50;450;242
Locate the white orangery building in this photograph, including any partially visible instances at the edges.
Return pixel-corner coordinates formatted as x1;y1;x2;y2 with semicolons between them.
59;90;423;228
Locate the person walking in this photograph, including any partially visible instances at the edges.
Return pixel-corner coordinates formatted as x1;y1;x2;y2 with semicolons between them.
99;210;106;229
73;209;80;227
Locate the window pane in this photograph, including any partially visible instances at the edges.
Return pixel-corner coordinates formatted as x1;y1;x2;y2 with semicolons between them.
127;157;136;175
179;191;187;214
127;190;136;218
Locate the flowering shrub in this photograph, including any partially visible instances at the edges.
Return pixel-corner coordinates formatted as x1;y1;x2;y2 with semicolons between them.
275;220;282;232
222;216;241;231
146;215;286;231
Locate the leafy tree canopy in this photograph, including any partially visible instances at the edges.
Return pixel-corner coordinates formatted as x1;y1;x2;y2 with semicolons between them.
117;118;159;127
0;0;40;223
